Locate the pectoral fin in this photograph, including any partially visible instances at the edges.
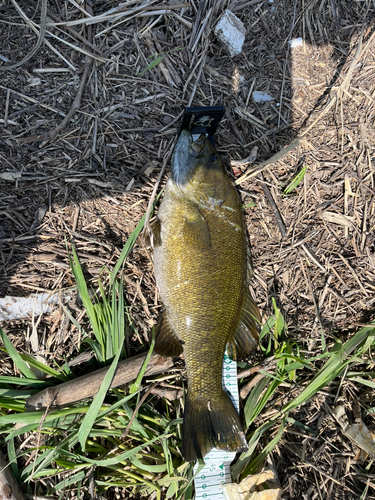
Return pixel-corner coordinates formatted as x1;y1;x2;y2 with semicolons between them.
230;289;260;359
154;311;183;357
143;218;162;248
182;209;211;250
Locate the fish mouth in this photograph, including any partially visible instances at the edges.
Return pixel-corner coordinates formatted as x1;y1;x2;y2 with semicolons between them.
189;133;207;156
171;129;211;184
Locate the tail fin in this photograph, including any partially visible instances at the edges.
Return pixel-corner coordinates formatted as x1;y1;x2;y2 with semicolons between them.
182;391;248;461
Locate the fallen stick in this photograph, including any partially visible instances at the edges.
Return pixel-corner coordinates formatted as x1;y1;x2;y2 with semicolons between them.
0;450;25;500
26;353;174;410
235;138;301;185
259;173;287;239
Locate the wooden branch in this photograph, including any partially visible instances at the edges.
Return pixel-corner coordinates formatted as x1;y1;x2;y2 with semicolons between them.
26;353;174;410
235;138;301;185
0;451;25;500
259;173;287;239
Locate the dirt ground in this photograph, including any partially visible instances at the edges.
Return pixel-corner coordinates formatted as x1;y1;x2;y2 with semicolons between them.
0;0;375;498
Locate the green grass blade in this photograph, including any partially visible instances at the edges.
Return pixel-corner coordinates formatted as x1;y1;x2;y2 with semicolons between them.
0;376;50;387
282;325;375;415
117;277;125;356
19;354;68;381
244;377;270;428
48;470;86;495
0;406;89;427
244;416;286;476
78;435;163;466
81;338;103;362
78;343;123;451
230;420;276;479
138;47;185;77
7;437;19;482
346;376;375;389
139;54;166;76
110;214;148;284
129;328;155;394
67;244;104;356
283;164;308;194
0;327;37;379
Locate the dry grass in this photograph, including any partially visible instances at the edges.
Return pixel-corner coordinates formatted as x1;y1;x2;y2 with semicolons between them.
0;0;375;498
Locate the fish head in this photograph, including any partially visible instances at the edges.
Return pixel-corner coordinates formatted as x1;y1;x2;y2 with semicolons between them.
171;129;228;209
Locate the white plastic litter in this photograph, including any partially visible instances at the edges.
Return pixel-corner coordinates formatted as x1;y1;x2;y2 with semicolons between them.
252;91;274;103
288;37;303;48
214;10;246;57
0;293;63;321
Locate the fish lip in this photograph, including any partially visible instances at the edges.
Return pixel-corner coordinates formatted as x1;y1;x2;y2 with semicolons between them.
189;133;207;156
171;129;197;185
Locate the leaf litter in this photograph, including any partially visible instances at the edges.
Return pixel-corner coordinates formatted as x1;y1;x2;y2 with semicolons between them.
0;0;375;499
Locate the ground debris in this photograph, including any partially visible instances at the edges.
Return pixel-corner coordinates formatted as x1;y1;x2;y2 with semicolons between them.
222;469;283;500
333;405;375;458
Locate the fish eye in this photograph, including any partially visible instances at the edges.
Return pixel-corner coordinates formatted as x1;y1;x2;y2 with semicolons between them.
210;154;218;163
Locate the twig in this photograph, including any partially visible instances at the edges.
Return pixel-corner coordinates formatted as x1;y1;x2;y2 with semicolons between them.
183;45;208;93
259;173;287;238
158;109;184;133
120;383;157;440
190;7;212;54
0;0;47;72
237;356;276;379
148;385;183;401
231;147;258;167
3;89;10;126
17;1;95;144
47;11;101;54
236;138;301;185
25;352;174;409
187;43;208;107
240;373;266;399
230;0;265;11
278;45;289;127
300;255;324;334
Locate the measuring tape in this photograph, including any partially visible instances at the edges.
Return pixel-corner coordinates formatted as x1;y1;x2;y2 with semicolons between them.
193;351;240;499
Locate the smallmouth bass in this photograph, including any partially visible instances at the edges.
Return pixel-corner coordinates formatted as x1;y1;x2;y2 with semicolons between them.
151;130;259;461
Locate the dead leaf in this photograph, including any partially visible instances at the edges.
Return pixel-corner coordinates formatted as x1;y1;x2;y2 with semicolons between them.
322;211;356;227
333;405;375;457
222;469;283;500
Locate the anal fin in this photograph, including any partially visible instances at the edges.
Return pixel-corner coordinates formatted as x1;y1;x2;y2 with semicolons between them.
154;311;183;357
230;289;260;359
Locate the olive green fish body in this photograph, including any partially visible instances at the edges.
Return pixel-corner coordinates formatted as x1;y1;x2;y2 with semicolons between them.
152;131;259;461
